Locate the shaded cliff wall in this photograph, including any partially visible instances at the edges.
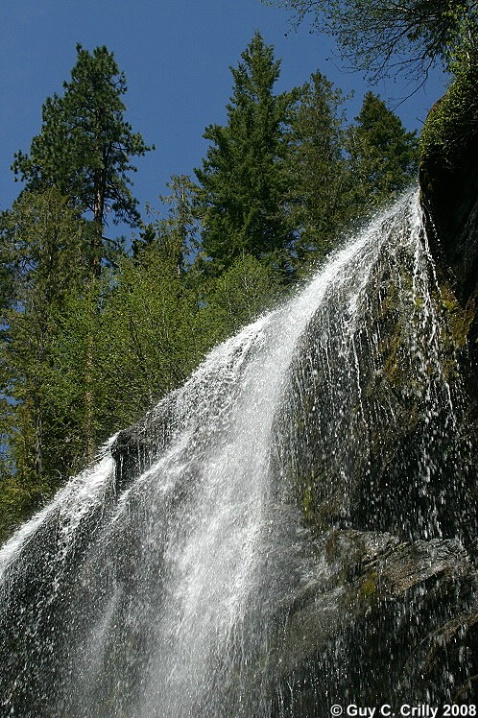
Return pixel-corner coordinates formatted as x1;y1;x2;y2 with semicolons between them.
260;80;478;711
419;57;478;369
105;78;478;713
110;181;478;712
419;64;478;527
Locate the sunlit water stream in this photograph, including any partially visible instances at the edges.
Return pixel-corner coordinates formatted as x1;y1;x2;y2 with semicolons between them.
0;192;469;717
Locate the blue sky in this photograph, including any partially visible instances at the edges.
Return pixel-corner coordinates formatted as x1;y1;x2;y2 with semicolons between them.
1;0;448;233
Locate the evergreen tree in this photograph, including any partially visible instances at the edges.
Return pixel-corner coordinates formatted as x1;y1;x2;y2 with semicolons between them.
344;92;419;215
195;32;295;278
0;189;89;536
12;44;153;277
287;71;348;265
10;44;153;461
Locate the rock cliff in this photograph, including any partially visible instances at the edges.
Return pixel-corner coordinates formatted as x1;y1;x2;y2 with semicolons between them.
107;86;478;714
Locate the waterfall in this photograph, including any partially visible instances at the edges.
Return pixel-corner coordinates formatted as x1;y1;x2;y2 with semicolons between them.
0;192;474;717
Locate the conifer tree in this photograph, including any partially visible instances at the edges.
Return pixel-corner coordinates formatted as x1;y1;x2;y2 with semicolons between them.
344;92;419;214
0;189;89;532
287;71;348;265
11;45;153;461
12;44;153;277
195;32;295;278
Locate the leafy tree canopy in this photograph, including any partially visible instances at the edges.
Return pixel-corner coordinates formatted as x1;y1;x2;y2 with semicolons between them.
262;0;478;80
135;175;201;273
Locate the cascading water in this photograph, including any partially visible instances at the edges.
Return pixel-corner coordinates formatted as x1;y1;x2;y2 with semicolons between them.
0;191;476;717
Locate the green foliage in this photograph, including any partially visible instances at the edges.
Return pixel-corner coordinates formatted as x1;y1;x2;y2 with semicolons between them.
93;243;209;432
195;32;296;277
6;43;153;475
286;71;348;265
262;0;478;80
343;93;419;219
205;253;281;337
0;189;91;537
0;258;14;313
0;37;423;544
136;175;201;272
1;188;89;309
12;43;153;272
420;36;478;165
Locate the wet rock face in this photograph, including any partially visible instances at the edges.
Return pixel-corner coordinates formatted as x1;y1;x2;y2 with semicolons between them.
261;182;478;708
265;533;478;715
111;395;178;491
420;126;478;371
109;187;478;714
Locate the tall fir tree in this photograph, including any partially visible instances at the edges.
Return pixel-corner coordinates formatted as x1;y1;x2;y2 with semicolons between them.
11;44;153;460
344;92;419;216
0;189;90;537
287;71;348;265
195;32;295;278
12;43;153;278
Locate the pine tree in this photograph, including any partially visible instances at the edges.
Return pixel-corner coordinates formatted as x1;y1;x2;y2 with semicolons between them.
0;189;89;536
12;43;153;278
11;44;153;461
195;32;295;278
287;71;348;265
344;92;419;216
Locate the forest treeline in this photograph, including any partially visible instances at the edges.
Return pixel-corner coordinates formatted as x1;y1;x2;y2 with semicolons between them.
0;34;421;540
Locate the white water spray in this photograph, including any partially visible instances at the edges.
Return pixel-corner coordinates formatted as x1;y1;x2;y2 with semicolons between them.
0;192;466;717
